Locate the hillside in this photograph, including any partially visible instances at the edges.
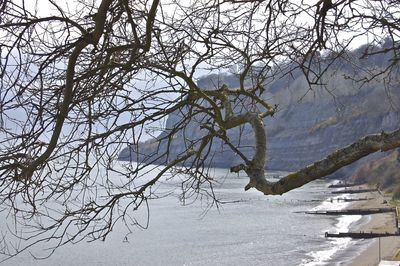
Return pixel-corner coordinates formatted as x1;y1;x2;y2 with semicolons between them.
351;149;400;199
119;47;400;177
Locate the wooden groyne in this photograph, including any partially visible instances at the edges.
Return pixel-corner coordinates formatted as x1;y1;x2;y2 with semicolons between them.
396;207;400;234
331;188;378;194
330;197;374;202
328;183;364;188
306;207;395;215
321;183;400;242
298;197;372;204
325;232;400;239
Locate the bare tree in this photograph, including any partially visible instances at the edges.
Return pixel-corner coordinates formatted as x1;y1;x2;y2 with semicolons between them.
0;0;399;258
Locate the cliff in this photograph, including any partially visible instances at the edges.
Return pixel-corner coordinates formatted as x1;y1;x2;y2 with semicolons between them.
119;50;400;176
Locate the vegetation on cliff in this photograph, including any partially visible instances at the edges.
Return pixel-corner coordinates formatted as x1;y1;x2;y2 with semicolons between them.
352;149;400;199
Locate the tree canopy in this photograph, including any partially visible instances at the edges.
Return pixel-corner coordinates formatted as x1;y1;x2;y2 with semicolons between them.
0;0;399;258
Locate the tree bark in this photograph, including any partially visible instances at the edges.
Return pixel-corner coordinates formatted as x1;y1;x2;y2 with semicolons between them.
238;128;400;195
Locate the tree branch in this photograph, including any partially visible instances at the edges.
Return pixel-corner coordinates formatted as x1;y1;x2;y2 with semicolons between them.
20;0;113;180
229;112;267;191
248;129;400;195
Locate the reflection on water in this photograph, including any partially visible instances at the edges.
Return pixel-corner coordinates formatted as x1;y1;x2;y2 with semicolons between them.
0;168;359;266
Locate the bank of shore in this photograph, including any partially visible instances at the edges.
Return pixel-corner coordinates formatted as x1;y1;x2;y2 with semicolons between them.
346;189;400;266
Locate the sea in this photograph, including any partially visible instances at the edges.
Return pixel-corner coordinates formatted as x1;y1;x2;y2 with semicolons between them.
1;167;374;266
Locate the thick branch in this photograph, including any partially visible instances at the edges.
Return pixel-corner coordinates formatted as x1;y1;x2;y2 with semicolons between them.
143;0;159;52
229;112;267;190
251;129;400;195
20;0;113;179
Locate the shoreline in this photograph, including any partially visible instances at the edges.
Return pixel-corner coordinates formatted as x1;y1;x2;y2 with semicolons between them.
340;189;400;265
302;190;365;265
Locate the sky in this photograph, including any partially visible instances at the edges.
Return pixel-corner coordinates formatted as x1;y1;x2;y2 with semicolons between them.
1;0;396;145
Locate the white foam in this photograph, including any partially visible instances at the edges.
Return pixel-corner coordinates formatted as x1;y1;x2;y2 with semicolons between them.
300;193;363;266
310;195;351;212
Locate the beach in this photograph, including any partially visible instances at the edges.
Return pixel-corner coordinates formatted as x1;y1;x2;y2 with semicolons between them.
347;189;400;266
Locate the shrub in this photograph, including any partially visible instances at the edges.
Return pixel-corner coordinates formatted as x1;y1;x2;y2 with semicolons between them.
393;185;400;200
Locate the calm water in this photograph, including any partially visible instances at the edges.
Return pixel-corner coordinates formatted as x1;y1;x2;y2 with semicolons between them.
1;168;367;265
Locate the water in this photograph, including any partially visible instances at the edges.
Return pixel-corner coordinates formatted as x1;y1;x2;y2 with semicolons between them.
1;168;366;265
300;196;364;266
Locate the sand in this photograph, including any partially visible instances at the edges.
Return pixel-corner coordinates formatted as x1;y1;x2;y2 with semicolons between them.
347;189;400;266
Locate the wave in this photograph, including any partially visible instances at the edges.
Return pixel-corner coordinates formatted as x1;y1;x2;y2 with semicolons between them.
300;189;364;266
